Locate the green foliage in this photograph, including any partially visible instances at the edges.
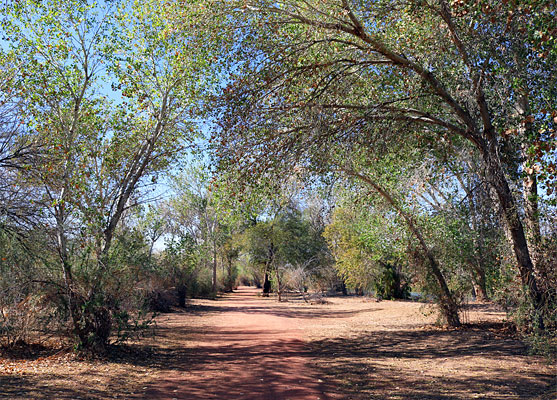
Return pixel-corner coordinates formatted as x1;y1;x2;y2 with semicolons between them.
373;263;410;301
160;234;202;301
0;0;219;351
324;190;412;297
1;0;555;357
238;196;332;293
210;0;554;329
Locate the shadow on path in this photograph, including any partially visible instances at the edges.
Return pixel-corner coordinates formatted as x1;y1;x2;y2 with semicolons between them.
3;287;553;400
309;327;555;399
142;287;334;400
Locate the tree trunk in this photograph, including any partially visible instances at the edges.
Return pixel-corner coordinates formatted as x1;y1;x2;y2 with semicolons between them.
275;266;282;302
479;140;544;328
263;272;271;296
226;255;234;292
346;170;461;326
177;284;187;308
522;147;542;271
56;207;97;349
470;265;489;301
212;241;217;293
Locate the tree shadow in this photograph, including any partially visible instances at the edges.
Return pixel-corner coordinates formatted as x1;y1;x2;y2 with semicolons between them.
308;326;555;399
0;371;139;399
0;343;60;361
184;302;376;320
97;322;554;399
140;337;331;399
2;289;553;400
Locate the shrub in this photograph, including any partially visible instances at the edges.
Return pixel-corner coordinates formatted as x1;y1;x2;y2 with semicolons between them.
373;263;410;300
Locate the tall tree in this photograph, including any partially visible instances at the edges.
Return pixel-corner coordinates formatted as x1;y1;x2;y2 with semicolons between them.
0;0;212;349
167;166;224;293
211;0;555;328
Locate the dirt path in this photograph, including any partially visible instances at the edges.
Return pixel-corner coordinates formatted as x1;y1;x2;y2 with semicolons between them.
141;287;555;400
144;287;336;400
1;287;554;399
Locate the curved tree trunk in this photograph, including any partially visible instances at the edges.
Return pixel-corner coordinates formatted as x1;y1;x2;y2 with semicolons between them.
345;169;461;327
479;139;544;329
522;169;541;270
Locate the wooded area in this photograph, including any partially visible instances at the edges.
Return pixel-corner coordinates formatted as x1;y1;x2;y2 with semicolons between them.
0;0;555;398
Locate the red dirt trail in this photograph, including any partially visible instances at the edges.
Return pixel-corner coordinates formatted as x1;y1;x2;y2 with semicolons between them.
1;286;553;399
144;287;337;400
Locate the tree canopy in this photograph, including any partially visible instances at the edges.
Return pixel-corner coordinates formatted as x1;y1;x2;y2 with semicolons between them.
0;0;554;353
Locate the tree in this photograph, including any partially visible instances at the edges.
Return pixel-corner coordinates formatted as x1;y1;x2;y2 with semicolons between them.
324;188;408;296
417;143;505;301
0;52;42;232
167;166;225;293
336;141;464;324
238;183;332;301
210;0;555;328
0;0;211;350
137;205;167;262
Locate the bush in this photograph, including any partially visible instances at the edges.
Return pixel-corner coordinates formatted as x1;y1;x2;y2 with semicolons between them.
0;294;40;348
146;290;174;313
373;263;410;300
0;233;56;348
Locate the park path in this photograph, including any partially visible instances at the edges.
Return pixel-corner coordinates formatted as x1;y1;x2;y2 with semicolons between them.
143;287;338;400
1;286;553;399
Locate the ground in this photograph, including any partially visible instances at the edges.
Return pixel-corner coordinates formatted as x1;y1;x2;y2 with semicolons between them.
0;286;555;399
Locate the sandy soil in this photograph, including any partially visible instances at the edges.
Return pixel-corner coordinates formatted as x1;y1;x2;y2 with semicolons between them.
0;286;555;399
